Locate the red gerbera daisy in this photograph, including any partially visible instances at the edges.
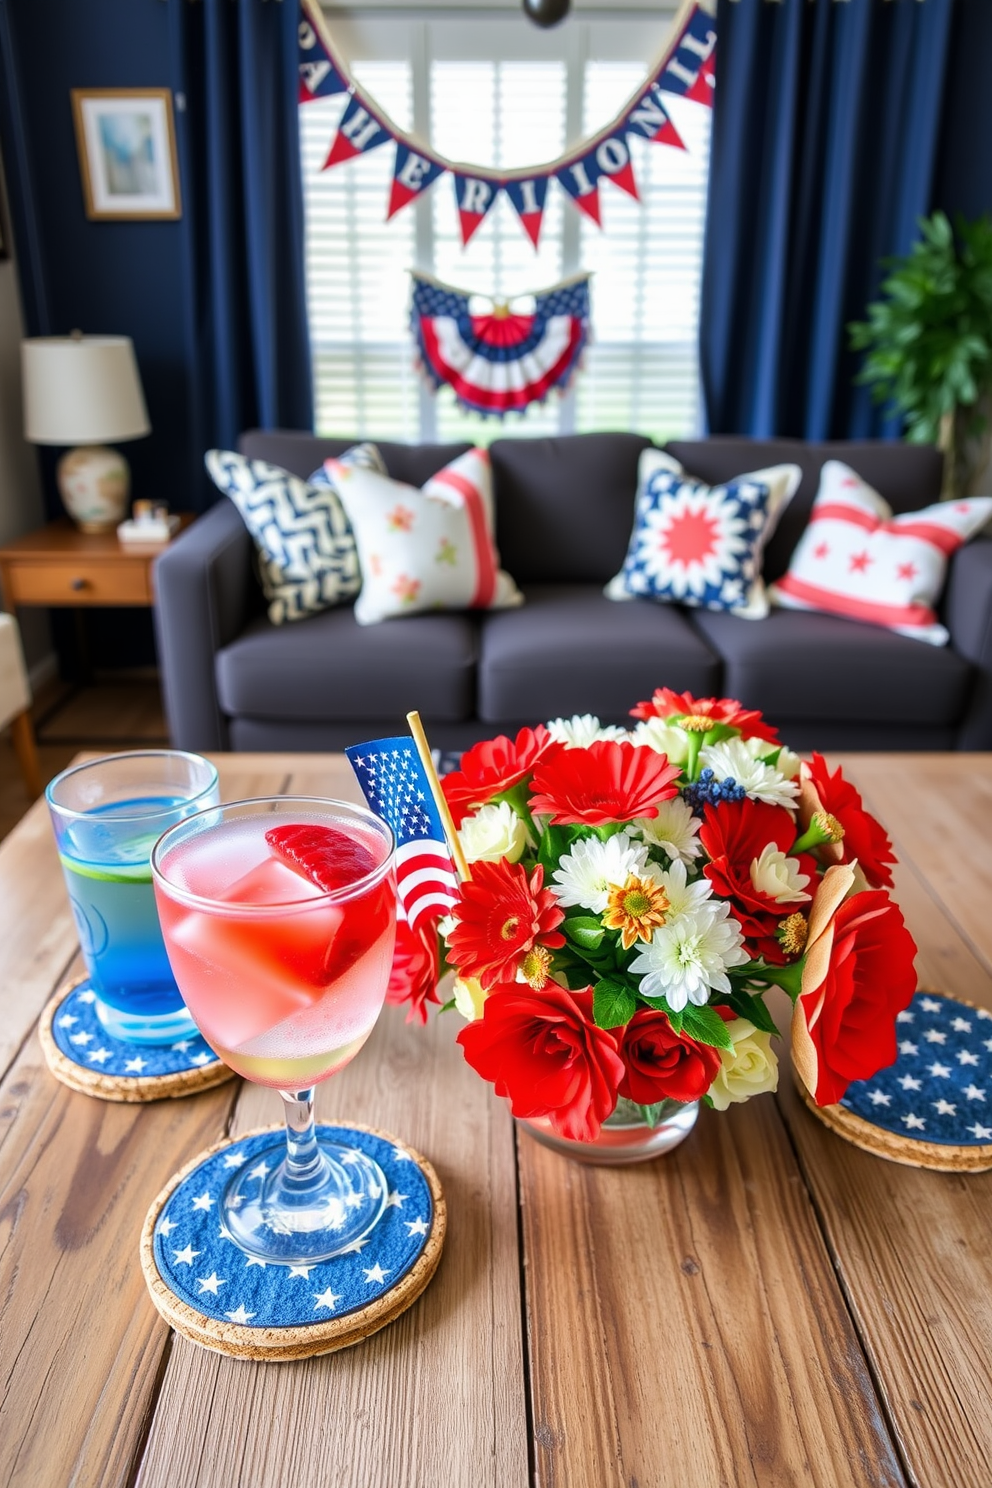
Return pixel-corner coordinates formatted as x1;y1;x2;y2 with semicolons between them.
699;797;816;963
386;915;442;1025
629;688;780;744
447;858;565;989
528;739;680;826
442;726;560;827
803;754;896;889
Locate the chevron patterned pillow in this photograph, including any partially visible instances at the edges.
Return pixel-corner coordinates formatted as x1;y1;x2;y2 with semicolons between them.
205;444;385;624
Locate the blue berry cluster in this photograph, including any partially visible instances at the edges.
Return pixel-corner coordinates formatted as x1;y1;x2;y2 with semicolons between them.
682;769;747;816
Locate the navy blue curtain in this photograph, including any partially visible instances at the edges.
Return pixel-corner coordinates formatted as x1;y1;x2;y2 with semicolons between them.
700;0;954;440
169;0;313;495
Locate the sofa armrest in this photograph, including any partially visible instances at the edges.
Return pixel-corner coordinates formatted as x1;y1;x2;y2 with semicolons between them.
153;501;254;751
945;536;992;748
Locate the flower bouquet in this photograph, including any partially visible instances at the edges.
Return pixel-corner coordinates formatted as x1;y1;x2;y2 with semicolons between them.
388;691;918;1155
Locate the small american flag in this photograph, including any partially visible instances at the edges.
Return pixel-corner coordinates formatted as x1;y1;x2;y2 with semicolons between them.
346;736;459;932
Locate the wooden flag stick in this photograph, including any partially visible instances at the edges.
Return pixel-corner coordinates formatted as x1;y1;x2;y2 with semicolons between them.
406;710;471;883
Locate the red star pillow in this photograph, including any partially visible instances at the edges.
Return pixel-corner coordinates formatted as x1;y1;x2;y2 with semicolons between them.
770;462;992;645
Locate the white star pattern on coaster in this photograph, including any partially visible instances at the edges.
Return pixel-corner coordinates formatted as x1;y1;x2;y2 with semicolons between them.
245;1255;266;1268
222;1153;244;1169
78;990;96;1004
86;1048;112;1064
903;1113;926;1130
952;1017;972;1033
191;1052;213;1066
172;1040;194;1052
70;1031;93;1045
124;1056;148;1074
287;1265;314;1279
958;1051;979;1066
383;1191;407;1209
920;997;943;1013
898;1075;922;1092
405;1217;429;1236
363;1263;390;1285
964;1085;986;1101
158;1216;177;1237
924;1029;947;1044
173;1245;200;1265
970;1123;992;1140
248;1162;270;1181
896;1010;914;1024
197;1273;225;1295
933;1100;957;1116
225;1305;256;1324
867;1090;891;1107
314;1288;341;1311
57;1014;77;1028
929;1063;951;1079
899;1041;918;1055
191;1192;215;1212
49;983;226;1085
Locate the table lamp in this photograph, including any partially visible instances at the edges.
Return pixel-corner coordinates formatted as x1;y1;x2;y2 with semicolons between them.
21;332;151;533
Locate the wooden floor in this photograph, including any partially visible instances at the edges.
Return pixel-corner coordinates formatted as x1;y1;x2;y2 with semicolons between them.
0;675;168;842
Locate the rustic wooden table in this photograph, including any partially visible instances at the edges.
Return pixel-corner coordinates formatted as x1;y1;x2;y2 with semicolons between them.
1;752;991;1488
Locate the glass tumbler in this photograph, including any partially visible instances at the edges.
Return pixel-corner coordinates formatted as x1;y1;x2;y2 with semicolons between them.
46;749;220;1044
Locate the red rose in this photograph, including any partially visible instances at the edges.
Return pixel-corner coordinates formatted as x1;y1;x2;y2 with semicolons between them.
447;858;565;990
528;739;680;826
618;1009;723;1104
442;726;559;826
802;754;896;889
699;797;816;963
792;871;917;1105
387;916;441;1025
457;986;624;1142
629;688;779;744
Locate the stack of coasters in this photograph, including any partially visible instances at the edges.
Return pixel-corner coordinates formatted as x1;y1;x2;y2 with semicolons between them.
38;975;236;1103
798;989;992;1171
140;1123;445;1360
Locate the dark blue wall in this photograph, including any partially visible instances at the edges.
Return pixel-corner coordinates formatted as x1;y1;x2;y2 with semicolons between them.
933;0;992;225
0;0;192;518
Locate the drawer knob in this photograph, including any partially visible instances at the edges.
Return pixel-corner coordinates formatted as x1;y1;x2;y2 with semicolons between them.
70;577;89;591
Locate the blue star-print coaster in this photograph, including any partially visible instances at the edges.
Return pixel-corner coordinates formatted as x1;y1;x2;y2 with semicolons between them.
141;1124;445;1360
39;977;236;1102
801;990;992;1171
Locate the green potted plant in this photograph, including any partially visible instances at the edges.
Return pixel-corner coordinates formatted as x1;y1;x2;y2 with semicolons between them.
849;210;992;499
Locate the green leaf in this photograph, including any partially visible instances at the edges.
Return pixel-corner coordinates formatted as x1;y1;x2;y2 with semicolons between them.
562;915;605;951
636;1101;672;1129
639;996;684;1034
724;987;780;1037
593;978;637;1029
681;1004;734;1051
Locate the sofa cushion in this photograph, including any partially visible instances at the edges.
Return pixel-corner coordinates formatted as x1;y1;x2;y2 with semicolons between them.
665;438;944;584
490;432;653;584
238;429;472;488
690;606;973;727
215;608;477;722
477;584;721;723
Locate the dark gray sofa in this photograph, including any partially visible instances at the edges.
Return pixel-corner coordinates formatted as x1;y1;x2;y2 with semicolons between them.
154;430;992;753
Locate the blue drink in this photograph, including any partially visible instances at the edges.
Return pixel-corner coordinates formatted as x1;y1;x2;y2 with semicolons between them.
47;753;219;1044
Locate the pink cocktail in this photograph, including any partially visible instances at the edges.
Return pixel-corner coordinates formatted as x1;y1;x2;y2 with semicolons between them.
152;797;396;1264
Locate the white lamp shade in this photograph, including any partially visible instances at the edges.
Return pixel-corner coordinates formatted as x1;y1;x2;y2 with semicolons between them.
21;335;151;445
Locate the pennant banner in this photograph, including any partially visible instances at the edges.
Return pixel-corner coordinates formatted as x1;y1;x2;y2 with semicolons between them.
411;271;591;418
300;0;716;247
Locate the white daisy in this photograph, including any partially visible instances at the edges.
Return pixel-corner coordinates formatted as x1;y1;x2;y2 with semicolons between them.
629;717;690;766
700;738;799;811
632;796;702;864
458;801;530;865
546;714;629;748
749;844;810;903
629;902;748;1011
641;856;712;920
551;833;650;913
743;735;802;780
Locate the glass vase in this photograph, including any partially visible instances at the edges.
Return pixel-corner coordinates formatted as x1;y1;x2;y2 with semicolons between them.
518;1097;698;1166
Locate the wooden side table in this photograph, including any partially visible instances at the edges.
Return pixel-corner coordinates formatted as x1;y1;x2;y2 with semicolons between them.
0;516;195;611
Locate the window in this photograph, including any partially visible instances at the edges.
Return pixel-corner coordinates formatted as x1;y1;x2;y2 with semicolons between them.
301;8;710;444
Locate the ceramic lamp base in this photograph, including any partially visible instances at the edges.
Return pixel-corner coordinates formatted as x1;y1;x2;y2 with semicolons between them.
57;445;131;533
520;1099;699;1165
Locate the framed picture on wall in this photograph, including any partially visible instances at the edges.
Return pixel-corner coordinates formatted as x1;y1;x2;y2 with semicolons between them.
71;88;181;221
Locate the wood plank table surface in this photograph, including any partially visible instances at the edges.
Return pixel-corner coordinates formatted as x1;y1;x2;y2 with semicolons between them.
1;752;991;1487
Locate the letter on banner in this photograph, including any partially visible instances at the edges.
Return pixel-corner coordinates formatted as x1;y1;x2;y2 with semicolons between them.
323;94;391;170
504;176;549;249
387;144;446;219
453;174;502;245
298;20;349;102
555;154;602;226
659;9;716;102
594;134;639;201
625;85;685;149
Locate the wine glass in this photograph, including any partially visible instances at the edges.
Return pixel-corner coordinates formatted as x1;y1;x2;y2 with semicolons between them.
151;796;396;1265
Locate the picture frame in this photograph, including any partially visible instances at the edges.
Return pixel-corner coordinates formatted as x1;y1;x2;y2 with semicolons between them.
71;88;181;221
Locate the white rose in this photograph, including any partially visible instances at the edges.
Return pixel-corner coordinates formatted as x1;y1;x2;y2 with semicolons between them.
458;801;529;865
707;1017;779;1110
749;844;810;903
452;975;487;1021
629;718;690;766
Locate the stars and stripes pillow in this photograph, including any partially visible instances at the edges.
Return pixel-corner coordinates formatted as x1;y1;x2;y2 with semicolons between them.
605;449;801;619
204;443;385;625
769;461;992;646
346;736;459;932
330;448;522;626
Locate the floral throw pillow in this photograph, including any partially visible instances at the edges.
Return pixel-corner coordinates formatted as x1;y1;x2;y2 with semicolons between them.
606;449;801;619
330;448;523;626
204;443;384;625
769;460;992;646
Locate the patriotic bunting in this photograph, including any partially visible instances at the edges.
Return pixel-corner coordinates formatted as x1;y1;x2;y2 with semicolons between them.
299;0;715;247
410;271;591;418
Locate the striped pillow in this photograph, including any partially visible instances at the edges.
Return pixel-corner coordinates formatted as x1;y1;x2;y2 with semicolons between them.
329;448;523;626
770;461;992;645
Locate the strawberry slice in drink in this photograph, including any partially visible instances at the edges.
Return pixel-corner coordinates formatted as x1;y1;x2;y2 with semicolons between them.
266;823;391;986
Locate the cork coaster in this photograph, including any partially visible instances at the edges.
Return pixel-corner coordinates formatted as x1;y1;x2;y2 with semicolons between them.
39;974;236;1103
140;1122;445;1360
797;989;992;1171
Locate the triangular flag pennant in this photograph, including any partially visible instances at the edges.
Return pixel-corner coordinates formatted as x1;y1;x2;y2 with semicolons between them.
298;17;349;102
504;177;548;249
591;131;639;202
555;154;602;226
322;93;392;170
684;45;716;108
657;7;717;100
624;82;686;151
452;174;502;245
387;144;446;220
